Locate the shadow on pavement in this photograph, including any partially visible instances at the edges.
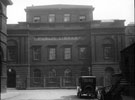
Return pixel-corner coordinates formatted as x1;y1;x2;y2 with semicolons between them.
53;95;97;100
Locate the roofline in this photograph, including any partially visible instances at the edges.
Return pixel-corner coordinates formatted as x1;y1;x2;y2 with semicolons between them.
80;76;96;78
25;4;94;11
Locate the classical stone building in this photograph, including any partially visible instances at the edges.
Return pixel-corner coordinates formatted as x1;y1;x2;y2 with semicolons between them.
7;5;125;89
0;0;12;92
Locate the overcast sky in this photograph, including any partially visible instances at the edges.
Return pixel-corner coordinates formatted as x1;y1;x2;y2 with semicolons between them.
7;0;134;25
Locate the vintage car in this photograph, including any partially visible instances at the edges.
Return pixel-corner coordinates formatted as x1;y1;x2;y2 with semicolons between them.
77;76;97;98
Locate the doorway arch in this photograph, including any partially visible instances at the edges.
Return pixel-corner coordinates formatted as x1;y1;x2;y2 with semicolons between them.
7;68;16;88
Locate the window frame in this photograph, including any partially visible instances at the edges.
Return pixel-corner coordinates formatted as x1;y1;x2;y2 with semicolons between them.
79;15;86;22
48;14;55;23
33;16;41;23
7;46;18;63
48;46;57;61
32;46;41;61
64;14;70;22
103;44;114;60
78;46;88;60
63;46;72;60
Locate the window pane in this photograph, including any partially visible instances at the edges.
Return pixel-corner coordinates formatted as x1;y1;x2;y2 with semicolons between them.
64;47;71;60
79;47;87;59
49;48;56;60
32;47;41;61
7;46;17;63
104;46;113;59
33;16;40;23
79;16;86;21
49;14;55;22
64;14;70;22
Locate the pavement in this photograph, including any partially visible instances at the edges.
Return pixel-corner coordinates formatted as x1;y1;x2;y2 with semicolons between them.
1;89;21;100
1;89;135;100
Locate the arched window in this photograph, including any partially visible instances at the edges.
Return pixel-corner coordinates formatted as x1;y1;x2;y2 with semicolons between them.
102;38;114;60
64;69;72;83
33;69;41;83
48;69;56;83
7;40;18;63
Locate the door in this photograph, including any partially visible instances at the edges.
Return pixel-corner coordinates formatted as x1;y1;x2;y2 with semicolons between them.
7;68;16;88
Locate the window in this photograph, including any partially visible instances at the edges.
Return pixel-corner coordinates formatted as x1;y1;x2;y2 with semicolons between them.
103;46;113;59
64;69;72;83
33;69;41;83
7;46;17;63
32;46;41;61
79;16;86;21
103;38;114;60
48;69;56;83
79;46;87;59
64;14;70;22
49;14;55;22
48;47;56;60
64;47;71;60
33;16;41;23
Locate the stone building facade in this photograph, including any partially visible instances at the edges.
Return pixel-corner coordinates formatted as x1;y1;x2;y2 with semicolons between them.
0;0;12;92
7;5;125;89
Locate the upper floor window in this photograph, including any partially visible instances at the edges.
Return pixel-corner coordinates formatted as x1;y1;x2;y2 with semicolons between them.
64;47;72;60
103;38;114;60
79;16;86;21
32;46;41;61
79;46;87;59
64;14;70;22
49;14;55;22
7;40;18;63
48;47;56;60
7;46;17;63
33;16;41;23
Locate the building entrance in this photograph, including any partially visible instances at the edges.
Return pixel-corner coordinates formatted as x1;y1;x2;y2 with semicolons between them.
7;68;16;88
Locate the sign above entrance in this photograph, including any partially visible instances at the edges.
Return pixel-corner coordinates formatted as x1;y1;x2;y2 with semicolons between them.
34;36;81;41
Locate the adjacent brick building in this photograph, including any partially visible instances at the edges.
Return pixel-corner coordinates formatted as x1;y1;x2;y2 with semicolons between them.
0;0;12;92
7;4;126;89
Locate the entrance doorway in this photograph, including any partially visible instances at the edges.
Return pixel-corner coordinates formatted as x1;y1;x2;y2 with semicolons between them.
7;68;16;88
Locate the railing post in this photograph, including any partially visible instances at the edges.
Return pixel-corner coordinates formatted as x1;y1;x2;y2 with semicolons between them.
60;76;62;88
44;77;46;87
